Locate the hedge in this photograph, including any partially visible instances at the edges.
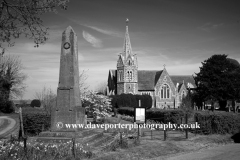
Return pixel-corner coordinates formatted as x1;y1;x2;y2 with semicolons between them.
22;112;50;136
118;107;184;124
110;94;152;109
147;108;185;124
195;111;240;134
117;107;134;117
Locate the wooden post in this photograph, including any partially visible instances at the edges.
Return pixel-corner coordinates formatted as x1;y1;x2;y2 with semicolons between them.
42;124;44;132
195;115;197;136
24;137;27;154
120;132;122;148
151;129;153;140
72;138;76;158
164;114;167;141
137;124;140;140
164;130;167;141
185;113;188;139
19;107;25;139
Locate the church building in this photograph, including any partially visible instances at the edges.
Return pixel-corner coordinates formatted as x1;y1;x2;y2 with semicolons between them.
107;20;195;109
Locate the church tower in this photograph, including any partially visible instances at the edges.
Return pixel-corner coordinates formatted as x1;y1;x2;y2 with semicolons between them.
117;19;138;94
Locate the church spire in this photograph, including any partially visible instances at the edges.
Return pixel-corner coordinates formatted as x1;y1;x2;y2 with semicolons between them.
122;18;133;59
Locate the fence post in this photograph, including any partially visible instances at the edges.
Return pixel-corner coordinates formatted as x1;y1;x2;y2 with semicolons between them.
164;130;167;141
42;124;44;132
24;137;27;154
72;138;76;158
120;132;122;148
195;114;197;136
151;129;153;140
164;115;167;141
185;113;188;139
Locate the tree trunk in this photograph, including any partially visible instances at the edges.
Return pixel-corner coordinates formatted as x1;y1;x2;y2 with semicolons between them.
211;101;214;112
232;100;236;113
219;100;227;111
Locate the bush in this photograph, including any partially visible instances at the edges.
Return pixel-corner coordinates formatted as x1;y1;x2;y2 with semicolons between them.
146;108;184;123
110;94;152;109
118;107;184;124
82;91;112;120
195;111;240;134
22;112;50;136
118;107;134;117
30;99;41;107
0;97;14;113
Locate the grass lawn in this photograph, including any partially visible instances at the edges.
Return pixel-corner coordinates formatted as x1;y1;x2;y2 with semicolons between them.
91;134;233;160
0;119;9;131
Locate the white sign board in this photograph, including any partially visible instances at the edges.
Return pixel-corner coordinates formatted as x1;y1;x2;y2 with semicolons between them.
135;107;146;124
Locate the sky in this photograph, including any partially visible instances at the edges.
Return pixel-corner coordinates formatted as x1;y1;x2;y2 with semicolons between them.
3;0;240;100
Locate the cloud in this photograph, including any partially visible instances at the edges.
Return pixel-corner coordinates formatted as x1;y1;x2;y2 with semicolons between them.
198;22;223;32
83;25;122;37
82;31;102;48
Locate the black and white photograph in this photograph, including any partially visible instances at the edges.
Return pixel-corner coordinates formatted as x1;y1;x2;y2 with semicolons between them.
0;0;240;159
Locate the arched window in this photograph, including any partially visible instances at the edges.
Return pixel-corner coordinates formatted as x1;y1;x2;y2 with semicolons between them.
160;84;170;99
129;71;132;81
126;71;129;81
129;60;131;65
182;90;185;100
119;71;123;81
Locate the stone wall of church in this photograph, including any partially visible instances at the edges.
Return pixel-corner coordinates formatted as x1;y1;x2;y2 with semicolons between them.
177;86;187;107
125;83;137;94
154;70;176;109
123;67;137;82
117;83;124;95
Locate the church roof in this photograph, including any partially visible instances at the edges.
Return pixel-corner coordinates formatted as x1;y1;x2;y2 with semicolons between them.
122;19;133;62
178;83;183;92
138;70;163;91
170;75;196;88
109;69;117;78
108;70;196;91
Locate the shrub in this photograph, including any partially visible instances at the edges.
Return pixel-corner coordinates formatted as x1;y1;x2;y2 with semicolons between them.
0;92;14;113
82;91;112;120
0;98;14;113
118;107;185;124
118;107;134;117
147;108;184;123
195;111;240;134
110;94;152;109
30;99;41;107
22;112;50;136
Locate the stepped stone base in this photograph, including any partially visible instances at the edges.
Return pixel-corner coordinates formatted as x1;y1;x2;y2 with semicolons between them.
39;131;83;138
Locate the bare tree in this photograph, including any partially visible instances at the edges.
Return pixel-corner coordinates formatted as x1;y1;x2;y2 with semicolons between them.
0;0;69;53
34;86;56;114
79;69;89;97
0;54;27;99
95;81;107;95
34;70;89;114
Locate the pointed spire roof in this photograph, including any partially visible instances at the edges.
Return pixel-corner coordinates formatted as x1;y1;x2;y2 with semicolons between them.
122;18;133;59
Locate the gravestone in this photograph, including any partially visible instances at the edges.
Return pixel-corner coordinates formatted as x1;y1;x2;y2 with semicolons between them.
50;26;85;132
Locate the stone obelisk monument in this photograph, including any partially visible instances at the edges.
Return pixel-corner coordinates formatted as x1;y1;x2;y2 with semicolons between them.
50;26;85;132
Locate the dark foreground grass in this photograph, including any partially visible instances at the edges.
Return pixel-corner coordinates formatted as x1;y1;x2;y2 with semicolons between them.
91;134;233;160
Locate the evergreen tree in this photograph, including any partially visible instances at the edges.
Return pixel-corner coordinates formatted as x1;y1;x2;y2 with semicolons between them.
194;54;240;111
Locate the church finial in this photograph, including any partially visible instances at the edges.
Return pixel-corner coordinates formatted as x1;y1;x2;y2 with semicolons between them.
163;64;166;68
122;18;132;59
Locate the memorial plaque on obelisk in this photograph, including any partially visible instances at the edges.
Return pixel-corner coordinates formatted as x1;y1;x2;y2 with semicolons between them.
51;26;85;132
